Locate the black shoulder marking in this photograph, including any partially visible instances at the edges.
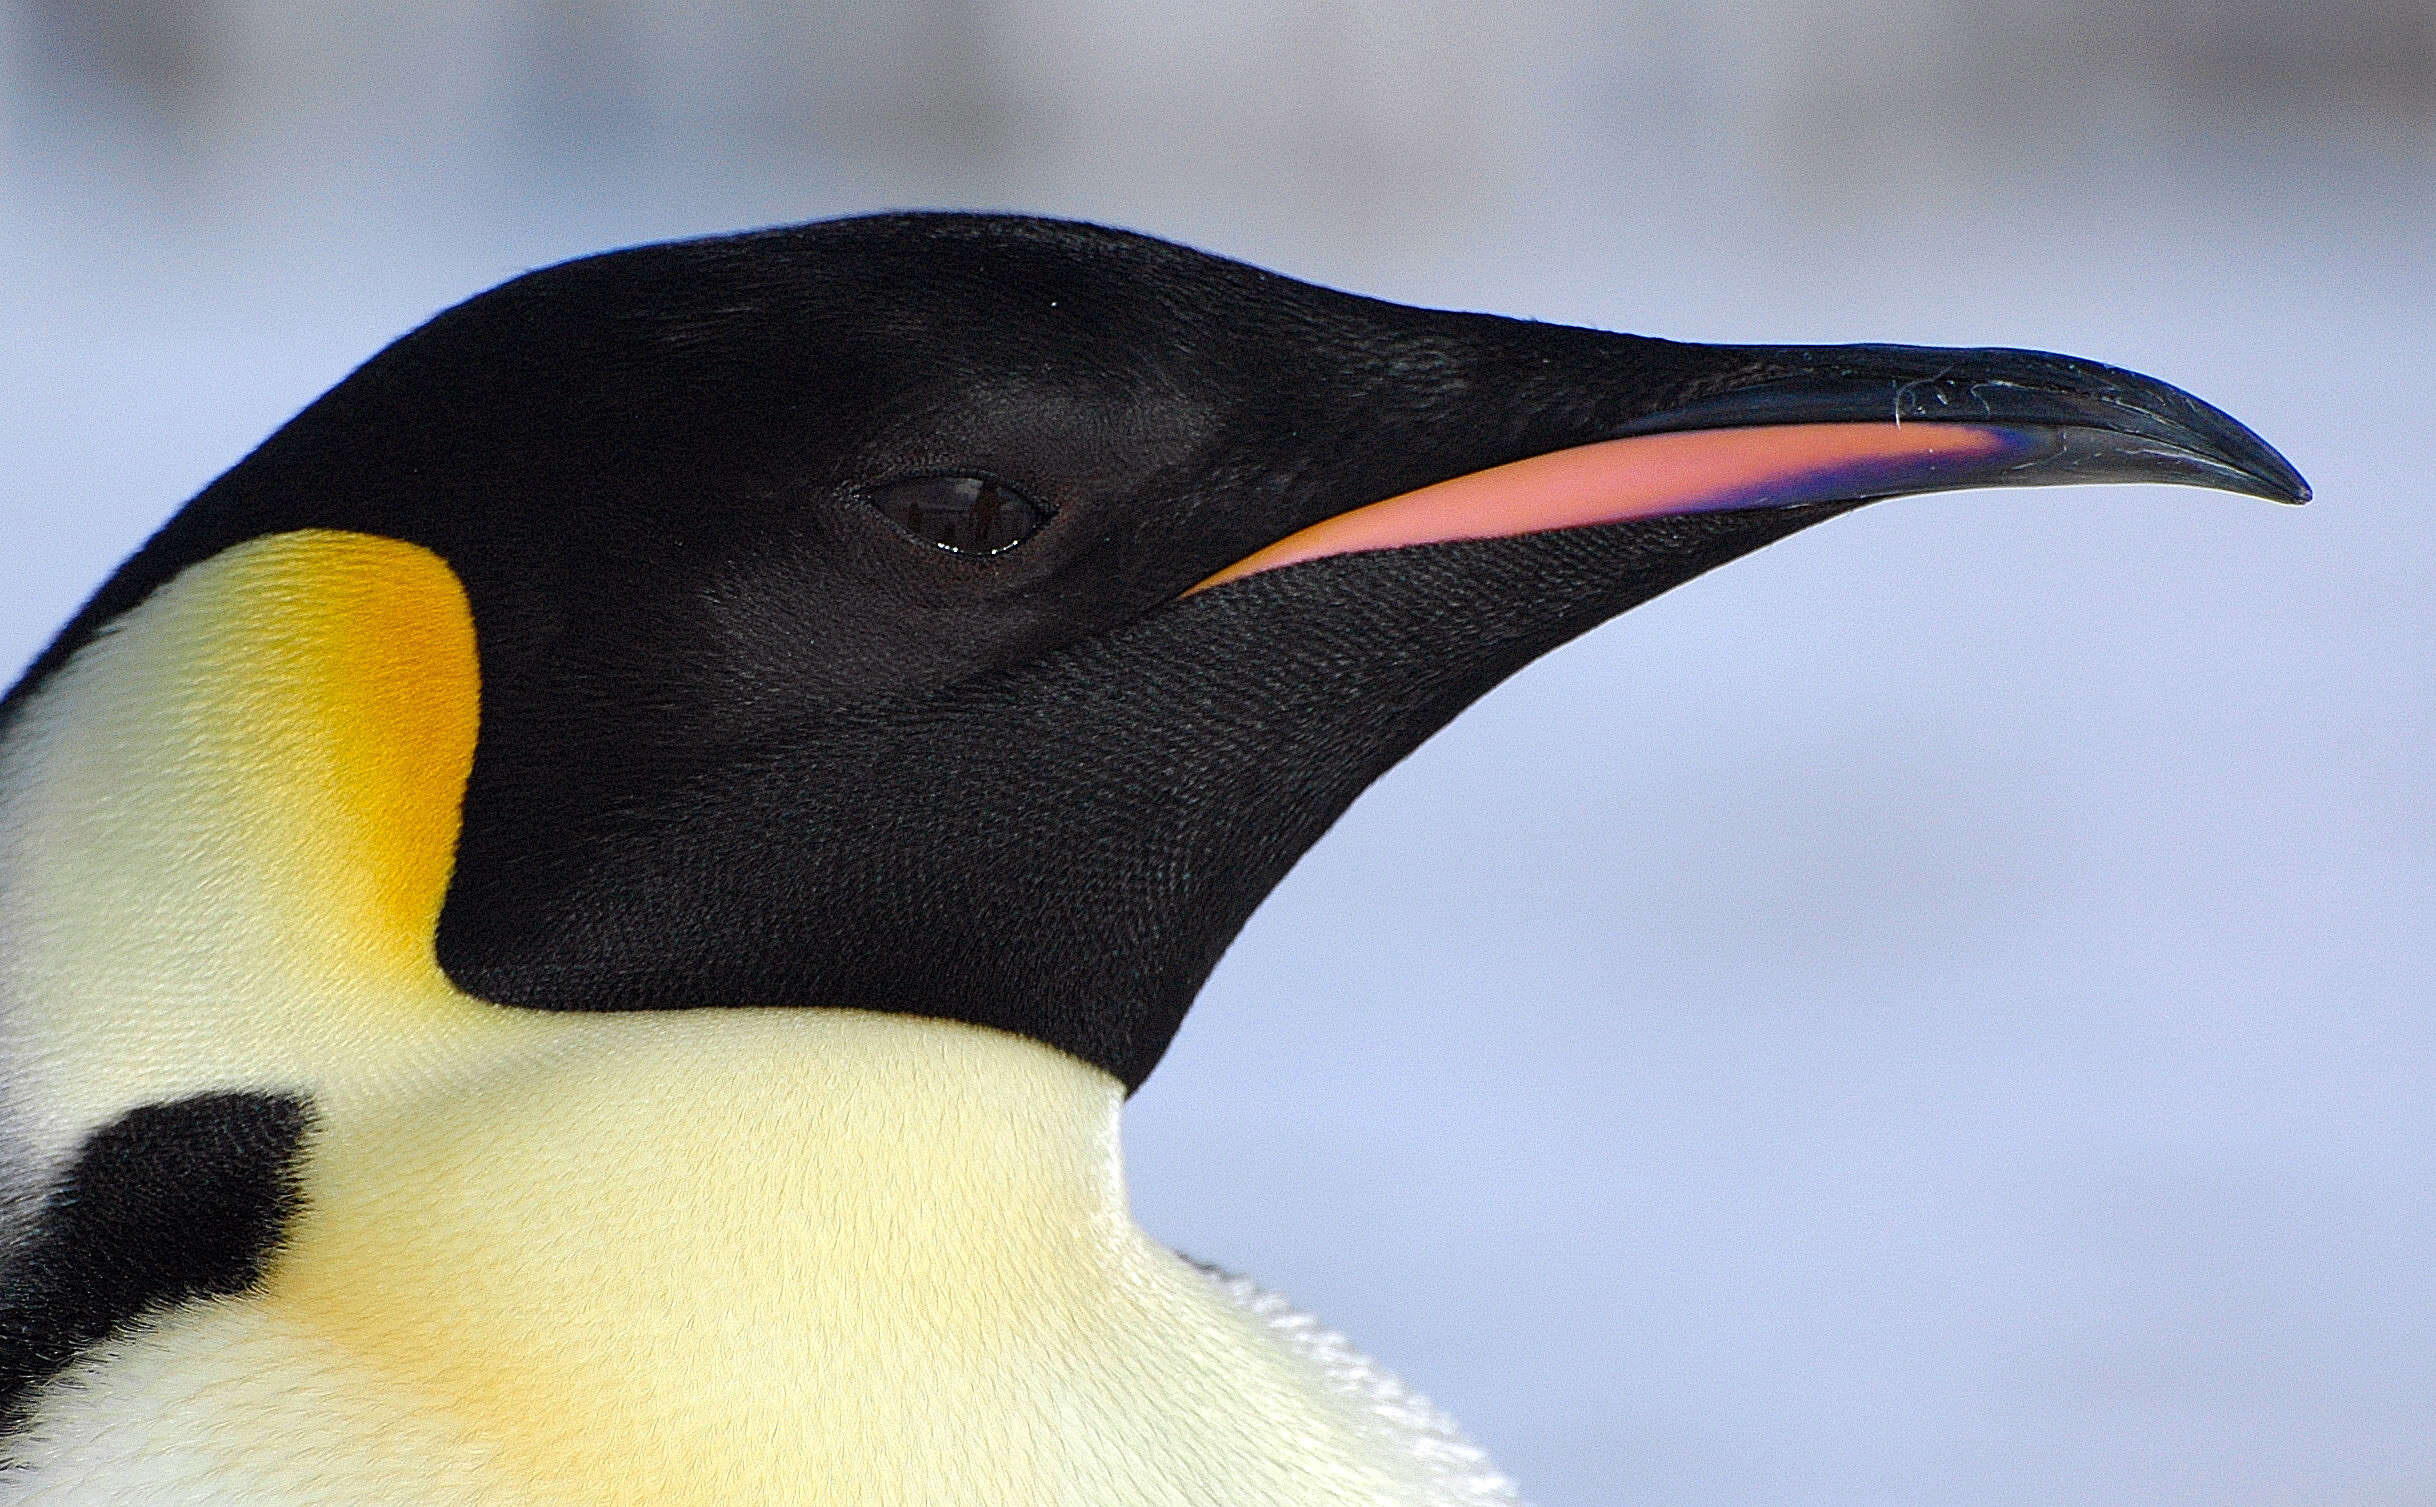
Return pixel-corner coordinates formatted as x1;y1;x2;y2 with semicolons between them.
0;1092;312;1440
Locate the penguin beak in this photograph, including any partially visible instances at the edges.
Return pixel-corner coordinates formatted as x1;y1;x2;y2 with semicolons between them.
1192;343;2307;595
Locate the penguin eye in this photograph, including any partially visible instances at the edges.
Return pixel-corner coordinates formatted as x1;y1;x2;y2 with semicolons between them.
864;475;1052;555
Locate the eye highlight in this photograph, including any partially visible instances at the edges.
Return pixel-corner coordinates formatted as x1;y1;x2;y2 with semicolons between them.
864;475;1052;555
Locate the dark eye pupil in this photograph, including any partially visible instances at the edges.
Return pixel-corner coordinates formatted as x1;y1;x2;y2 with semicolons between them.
867;475;1050;555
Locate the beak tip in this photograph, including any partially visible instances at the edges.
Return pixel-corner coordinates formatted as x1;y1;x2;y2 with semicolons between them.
2236;444;2310;506
2168;401;2306;506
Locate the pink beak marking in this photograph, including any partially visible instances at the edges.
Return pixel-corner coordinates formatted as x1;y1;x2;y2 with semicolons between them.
1190;421;2036;595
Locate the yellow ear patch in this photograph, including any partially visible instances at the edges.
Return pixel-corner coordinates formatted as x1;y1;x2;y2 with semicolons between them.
0;530;497;1140
201;531;482;964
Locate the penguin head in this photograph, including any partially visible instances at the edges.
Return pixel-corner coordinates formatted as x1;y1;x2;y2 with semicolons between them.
4;212;2304;1092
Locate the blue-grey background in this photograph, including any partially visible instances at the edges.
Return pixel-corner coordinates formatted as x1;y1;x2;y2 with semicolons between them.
2;4;2430;1503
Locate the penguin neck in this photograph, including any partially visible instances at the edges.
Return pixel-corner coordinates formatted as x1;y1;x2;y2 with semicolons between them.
276;1006;1145;1370
0;529;1143;1239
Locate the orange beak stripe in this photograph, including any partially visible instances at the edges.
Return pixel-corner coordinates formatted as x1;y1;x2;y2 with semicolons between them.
1189;421;2036;595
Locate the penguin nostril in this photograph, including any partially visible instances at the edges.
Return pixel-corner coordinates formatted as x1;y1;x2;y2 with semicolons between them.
865;475;1052;555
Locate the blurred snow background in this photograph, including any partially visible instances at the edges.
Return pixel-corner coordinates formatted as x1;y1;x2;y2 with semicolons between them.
1;3;2431;1504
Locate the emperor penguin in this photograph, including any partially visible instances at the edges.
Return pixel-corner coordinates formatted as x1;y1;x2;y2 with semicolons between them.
0;213;2303;1506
